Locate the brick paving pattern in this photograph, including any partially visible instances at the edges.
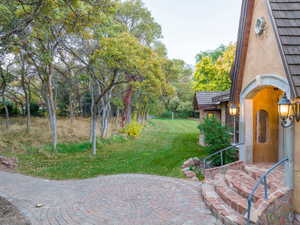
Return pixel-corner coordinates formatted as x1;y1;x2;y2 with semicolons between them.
0;172;222;225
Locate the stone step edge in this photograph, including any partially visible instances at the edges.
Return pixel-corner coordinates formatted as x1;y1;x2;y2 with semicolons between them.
201;183;246;225
243;165;285;193
214;174;248;214
204;160;245;180
225;169;264;203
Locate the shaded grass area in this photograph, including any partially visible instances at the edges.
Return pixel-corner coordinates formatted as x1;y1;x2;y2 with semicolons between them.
14;119;206;180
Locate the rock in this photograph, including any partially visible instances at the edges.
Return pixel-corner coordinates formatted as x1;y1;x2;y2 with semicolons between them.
35;203;44;208
191;176;199;182
182;167;190;172
184;170;196;178
0;156;17;169
182;157;202;169
192;157;201;166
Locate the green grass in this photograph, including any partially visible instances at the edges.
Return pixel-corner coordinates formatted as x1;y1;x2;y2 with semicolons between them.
16;119;207;180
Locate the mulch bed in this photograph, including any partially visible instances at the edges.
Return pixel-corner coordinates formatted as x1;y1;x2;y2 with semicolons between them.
0;196;31;225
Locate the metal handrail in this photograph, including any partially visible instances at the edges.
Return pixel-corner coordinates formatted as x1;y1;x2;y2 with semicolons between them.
246;157;289;225
203;143;244;169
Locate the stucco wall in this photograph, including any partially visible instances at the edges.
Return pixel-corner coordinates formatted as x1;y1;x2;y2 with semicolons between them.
241;0;287;91
294;123;300;212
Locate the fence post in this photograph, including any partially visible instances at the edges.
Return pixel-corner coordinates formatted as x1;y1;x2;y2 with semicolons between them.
221;151;223;166
263;176;268;200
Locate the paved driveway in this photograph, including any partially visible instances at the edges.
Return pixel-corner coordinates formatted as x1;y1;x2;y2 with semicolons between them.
0;172;221;225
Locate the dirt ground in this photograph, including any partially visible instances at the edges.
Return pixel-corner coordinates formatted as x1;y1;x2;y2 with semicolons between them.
0;196;30;225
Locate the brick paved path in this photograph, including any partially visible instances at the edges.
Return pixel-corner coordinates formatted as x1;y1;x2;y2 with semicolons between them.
0;171;222;225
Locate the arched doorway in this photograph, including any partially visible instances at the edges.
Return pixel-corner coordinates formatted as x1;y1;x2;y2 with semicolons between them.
239;74;294;188
252;87;282;163
239;75;292;164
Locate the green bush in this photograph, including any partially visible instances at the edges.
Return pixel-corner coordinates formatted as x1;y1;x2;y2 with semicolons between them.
198;117;237;166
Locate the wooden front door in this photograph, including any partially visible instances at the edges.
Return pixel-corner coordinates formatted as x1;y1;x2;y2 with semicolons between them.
253;87;282;163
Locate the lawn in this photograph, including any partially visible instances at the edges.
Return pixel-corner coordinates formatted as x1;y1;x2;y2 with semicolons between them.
4;119;206;179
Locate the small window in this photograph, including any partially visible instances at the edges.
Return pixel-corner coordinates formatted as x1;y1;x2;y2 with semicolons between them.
257;110;268;143
207;113;214;118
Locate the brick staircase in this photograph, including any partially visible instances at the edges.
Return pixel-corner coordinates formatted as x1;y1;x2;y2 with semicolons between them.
201;161;292;225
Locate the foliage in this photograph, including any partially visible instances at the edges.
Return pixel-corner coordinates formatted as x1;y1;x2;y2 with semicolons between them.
161;59;194;113
198;117;237;166
121;121;143;137
195;44;227;63
0;119;206;179
193;44;236;91
0;100;19;115
116;0;162;45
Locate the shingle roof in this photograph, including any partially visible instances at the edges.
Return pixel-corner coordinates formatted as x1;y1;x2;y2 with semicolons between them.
268;0;300;96
195;91;229;106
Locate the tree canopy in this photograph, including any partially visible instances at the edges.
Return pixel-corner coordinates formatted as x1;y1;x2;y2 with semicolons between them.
0;0;194;153
193;44;236;91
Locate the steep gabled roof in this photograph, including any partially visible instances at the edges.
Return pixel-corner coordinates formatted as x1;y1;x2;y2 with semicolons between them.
230;0;300;102
230;0;255;103
268;0;300;97
194;91;229;109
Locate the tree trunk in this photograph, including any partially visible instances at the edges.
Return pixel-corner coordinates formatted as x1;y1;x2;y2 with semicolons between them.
89;80;95;143
46;71;57;151
100;92;112;138
91;104;97;155
2;95;9;129
21;74;31;132
25;90;31;132
122;85;133;127
69;94;75;124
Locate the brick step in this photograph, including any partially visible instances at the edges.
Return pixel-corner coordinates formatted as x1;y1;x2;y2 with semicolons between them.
214;174;248;214
244;165;285;190
201;183;247;225
225;169;264;202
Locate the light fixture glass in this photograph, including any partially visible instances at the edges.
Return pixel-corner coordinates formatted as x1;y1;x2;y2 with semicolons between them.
278;93;292;119
229;104;238;116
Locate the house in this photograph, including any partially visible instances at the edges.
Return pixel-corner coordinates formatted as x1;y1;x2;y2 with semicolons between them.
200;0;300;224
194;91;229;125
194;91;238;144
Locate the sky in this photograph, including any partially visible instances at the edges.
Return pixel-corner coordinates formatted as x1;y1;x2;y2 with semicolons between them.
142;0;243;65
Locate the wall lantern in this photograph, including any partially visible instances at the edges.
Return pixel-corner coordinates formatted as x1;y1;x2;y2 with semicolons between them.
278;93;300;128
229;104;239;116
229;104;239;144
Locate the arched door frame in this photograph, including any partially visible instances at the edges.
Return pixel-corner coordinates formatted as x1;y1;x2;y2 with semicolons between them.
239;74;294;189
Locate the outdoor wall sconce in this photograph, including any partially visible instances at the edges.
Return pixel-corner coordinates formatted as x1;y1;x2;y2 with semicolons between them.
278;93;300;128
229;104;239;143
229;104;239;116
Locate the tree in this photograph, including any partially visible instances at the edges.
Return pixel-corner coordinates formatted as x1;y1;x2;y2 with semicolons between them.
195;44;226;63
15;0;115;151
161;59;193;113
116;0;162;126
193;44;236;92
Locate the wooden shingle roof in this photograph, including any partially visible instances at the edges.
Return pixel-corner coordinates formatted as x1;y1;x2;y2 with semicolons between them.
194;91;229;110
230;0;300;101
268;0;300;96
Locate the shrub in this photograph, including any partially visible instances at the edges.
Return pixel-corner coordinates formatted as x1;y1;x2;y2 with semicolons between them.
198;117;237;166
121;121;143;137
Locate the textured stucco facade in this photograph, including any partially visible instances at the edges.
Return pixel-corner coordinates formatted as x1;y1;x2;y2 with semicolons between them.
241;0;286;92
237;0;300;214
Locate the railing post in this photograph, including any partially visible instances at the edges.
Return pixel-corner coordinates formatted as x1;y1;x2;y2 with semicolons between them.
263;176;268;200
221;151;223;166
247;197;252;225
